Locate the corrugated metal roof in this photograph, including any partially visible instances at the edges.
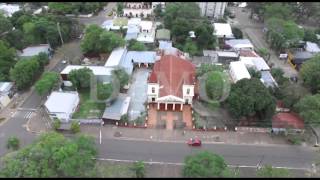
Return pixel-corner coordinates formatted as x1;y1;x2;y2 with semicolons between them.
260;71;277;88
19;44;50;57
44;91;79;114
102;94;130;120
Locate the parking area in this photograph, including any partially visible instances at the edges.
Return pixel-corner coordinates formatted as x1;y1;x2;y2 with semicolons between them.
127;68;151;121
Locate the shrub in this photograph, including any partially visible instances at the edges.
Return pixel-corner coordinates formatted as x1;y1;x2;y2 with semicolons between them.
71;120;80;133
6;136;20;150
53;118;61;130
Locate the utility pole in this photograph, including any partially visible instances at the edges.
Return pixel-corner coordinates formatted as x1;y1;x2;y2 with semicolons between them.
57;22;64;45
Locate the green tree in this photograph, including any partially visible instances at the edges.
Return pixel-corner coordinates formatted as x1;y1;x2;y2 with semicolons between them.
3;29;25;50
232;27;243;39
194;20;217;50
127;39;146;51
0;40;17;81
10;59;40;90
196;64;224;77
0;132;97;177
300;55;320;94
304;29;318;43
113;68;129;89
226;78;276;120
154;4;162;18
53;118;61;130
35;72;60;95
205;71;224;100
257;165;291;177
248;67;261;78
295;94;320;126
117;3;124;16
68;67;93;90
99;31;125;53
6;136;20;151
183;151;229;177
71;120;80;133
131;161;145;178
48;3;74;14
271;68;289;86
264;3;294;21
0;14;13;35
97;83;113;100
183;38;198;56
37;52;49;68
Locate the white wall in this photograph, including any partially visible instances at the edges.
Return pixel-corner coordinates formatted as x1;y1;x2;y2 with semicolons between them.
147;83;159;102
182;84;194;104
198;2;227;19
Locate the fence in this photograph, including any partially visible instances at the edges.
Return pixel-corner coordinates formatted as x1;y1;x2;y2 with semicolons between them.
75;119;102;125
235;126;270;133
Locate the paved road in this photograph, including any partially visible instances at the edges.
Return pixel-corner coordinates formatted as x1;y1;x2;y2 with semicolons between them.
96;137;316;170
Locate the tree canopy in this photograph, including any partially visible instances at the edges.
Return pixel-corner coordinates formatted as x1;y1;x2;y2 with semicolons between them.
97;83;113;100
300;55;320;94
183;151;230;178
295;94;320;126
10;58;40;90
112;68;129;89
80;25;125;54
35;72;60;95
69;67;94;89
0;40;17;81
205;71;224;100
226;78;276;120
127;39;146;51
0;132;97;177
48;2;105;15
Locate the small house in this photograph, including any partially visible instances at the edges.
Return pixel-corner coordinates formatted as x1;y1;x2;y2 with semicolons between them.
288;51;314;71
229;61;251;83
44;91;80;123
213;23;235;39
102;93;131;124
225;39;254;51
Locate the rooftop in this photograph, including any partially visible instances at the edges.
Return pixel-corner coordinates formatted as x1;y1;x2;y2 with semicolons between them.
156;29;171;40
272;112;304;129
260;71;278;88
239;49;259;57
159;41;172;50
305;41;320;53
230;61;251;82
104;47;127;67
213;23;234;38
19;44;50;57
44;91;79;114
140;21;153;31
225;39;254;50
60;65;113;76
0;82;13;94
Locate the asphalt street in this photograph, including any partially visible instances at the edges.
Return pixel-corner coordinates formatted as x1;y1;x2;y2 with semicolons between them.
96;138;316;170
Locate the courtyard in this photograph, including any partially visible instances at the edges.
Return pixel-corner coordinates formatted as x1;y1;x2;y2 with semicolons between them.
127;68;150;121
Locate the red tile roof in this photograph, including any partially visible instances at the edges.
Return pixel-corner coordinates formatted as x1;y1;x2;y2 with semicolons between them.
148;55;196;98
272;112;304;129
239;50;259;57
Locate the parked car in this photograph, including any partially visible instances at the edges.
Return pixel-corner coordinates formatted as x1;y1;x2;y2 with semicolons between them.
187;137;202;146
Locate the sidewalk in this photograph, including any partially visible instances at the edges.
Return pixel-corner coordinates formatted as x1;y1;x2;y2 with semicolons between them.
81;125;291;146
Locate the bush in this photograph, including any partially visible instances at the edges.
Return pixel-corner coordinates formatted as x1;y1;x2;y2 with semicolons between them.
232;27;243;39
71;120;80;133
53;118;61;130
6;136;20;150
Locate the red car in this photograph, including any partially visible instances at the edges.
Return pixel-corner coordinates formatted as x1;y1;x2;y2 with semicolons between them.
187;137;202;146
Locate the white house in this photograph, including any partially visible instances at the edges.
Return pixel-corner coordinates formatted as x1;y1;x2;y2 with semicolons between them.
137;20;155;43
197;2;227;19
44;91;80;122
229;61;251;83
213;23;234;39
0;82;14;109
123;2;153;18
225;39;254;51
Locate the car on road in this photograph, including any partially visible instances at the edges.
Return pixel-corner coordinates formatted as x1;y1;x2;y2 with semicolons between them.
187;137;202;146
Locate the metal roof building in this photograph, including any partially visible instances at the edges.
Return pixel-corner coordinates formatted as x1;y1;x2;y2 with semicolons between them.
18;44;50;58
102;93;131;121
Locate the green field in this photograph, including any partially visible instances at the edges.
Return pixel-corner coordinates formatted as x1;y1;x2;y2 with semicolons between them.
72;90;106;119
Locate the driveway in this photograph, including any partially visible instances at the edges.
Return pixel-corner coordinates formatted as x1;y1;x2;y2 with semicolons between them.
127;68;151;121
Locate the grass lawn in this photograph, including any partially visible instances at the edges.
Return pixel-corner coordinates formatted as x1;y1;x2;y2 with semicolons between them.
72;90;106;119
93;161;135;178
113;17;128;26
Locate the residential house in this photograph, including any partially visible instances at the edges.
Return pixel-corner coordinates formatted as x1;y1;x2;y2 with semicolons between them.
0;82;14;110
44;91;80;123
214;51;239;64
102;93;131;124
137;20;155;43
18;44;52;59
124;51;157;69
288;51;314;71
225;39;254;51
197;2;227;19
213;23;234;39
229;61;251;83
272;112;304;134
147;54;196;110
104;47;128;68
60;65;114;84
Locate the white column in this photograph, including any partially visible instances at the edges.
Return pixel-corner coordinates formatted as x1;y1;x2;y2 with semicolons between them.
146;63;149;68
157;103;160;110
173;103;175;110
138;63;141;68
165;103;168;110
180;103;183;111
